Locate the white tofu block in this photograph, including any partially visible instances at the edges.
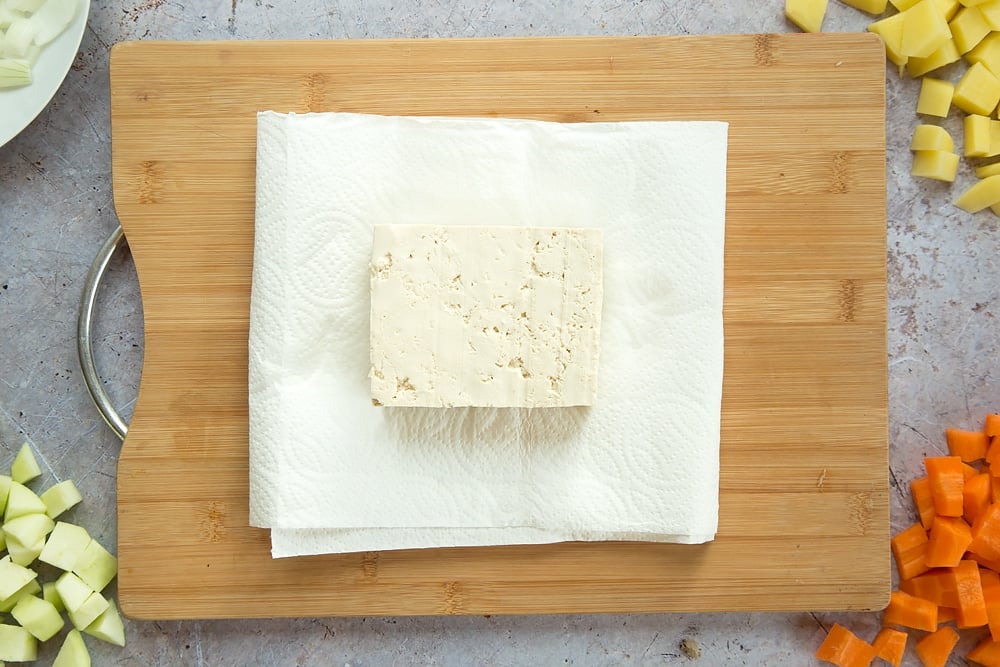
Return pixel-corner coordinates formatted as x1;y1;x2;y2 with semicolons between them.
370;225;603;407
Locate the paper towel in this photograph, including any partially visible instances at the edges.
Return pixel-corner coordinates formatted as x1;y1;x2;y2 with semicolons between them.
249;111;728;557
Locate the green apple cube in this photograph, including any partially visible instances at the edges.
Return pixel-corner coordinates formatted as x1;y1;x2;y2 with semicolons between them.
53;629;90;667
54;572;92;613
39;522;90;571
42;581;64;612
3;483;46;522
0;624;36;661
0;475;12;517
3;513;54;547
83;599;124;647
0;527;6;552
67;591;108;631
0;578;41;613
11;594;64;641
0;556;37;600
10;444;41;485
6;533;44;567
72;539;117;592
40;480;83;519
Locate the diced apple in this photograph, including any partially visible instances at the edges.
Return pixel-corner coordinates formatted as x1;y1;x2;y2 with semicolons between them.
67;591;109;631
3;482;46;523
902;0;954;58
9;443;41;485
40;480;82;519
39;522;91;572
42;581;64;612
53;629;90;667
0;556;37;600
6;532;44;567
11;594;64;641
955;173;1000;210
3;513;53;548
0;578;41;613
83;599;125;647
54;572;93;614
785;0;828;33
0;476;12;518
0;624;36;661
72;539;117;593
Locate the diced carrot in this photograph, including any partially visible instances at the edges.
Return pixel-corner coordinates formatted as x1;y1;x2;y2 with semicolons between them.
892;523;931;579
926;517;973;568
912;476;938;530
926;456;966;517
985;583;1000;642
814;623;877;667
988;437;1000;466
992;474;1000;504
954;559;989;628
970;635;1000;667
937;605;956;624
905;569;960;607
983;567;1000;589
967;462;984;479
971;552;1000;574
949;428;991;462
971;504;1000;561
871;627;906;667
884;590;939;632
986;414;1000;438
968;473;994;523
915;625;959;667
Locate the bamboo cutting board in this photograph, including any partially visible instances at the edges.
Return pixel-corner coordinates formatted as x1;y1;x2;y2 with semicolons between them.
110;34;888;620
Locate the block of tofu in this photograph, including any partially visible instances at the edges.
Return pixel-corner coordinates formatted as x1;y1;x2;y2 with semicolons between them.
369;225;603;407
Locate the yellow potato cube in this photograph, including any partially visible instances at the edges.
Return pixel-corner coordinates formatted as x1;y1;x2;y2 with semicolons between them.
786;0;828;33
912;124;956;151
907;39;961;76
938;0;963;19
978;0;1000;29
912;150;961;181
842;0;889;12
975;161;1000;177
965;114;993;155
955;174;1000;211
966;31;1000;75
954;61;1000;114
902;0;955;57
960;0;993;6
916;77;955;116
892;0;920;8
870;13;909;67
951;6;992;52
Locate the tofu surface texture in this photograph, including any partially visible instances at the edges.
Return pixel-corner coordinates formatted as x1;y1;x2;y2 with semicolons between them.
370;225;604;407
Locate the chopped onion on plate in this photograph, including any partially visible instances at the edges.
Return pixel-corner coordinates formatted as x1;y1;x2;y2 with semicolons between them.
0;0;77;88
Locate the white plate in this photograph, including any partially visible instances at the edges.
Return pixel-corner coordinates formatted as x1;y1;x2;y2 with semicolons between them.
0;0;91;148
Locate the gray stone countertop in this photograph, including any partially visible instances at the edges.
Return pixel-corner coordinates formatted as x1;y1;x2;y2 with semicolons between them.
2;1;998;665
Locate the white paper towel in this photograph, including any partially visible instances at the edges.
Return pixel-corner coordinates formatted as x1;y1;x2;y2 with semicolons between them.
249;111;728;557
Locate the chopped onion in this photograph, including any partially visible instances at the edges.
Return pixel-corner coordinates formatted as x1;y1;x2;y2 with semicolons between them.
7;0;46;13
30;0;75;46
2;17;35;59
0;58;31;88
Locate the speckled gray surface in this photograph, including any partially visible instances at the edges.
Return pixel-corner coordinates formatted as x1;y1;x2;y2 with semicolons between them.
2;1;999;665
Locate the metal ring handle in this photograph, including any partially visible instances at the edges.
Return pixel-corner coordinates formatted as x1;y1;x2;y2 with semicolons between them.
77;224;129;441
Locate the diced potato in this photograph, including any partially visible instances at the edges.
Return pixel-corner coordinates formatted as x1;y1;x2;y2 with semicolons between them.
902;0;955;57
907;39;961;76
53;629;90;667
0;579;40;613
785;0;828;33
842;0;889;12
938;0;963;19
40;480;82;519
67;591;108;631
870;13;909;66
967;31;1000;75
42;581;64;612
961;0;993;6
3;513;53;549
912;150;960;180
979;0;1000;29
83;600;124;647
3;482;46;523
951;6;992;52
954;61;1000;114
0;556;37;600
965;114;993;155
976;161;1000;177
39;522;91;572
955;173;1000;210
912;123;955;151
9;444;41;485
11;595;64;641
72;539;117;593
53;572;92;614
916;77;955;116
892;0;921;8
0;624;36;662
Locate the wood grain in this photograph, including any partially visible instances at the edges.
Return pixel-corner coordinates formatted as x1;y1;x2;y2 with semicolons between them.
110;34;889;619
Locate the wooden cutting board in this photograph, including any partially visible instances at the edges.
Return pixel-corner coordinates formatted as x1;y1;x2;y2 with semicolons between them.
110;34;888;620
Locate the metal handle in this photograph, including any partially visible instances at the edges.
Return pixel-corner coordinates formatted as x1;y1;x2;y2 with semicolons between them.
77;224;129;441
